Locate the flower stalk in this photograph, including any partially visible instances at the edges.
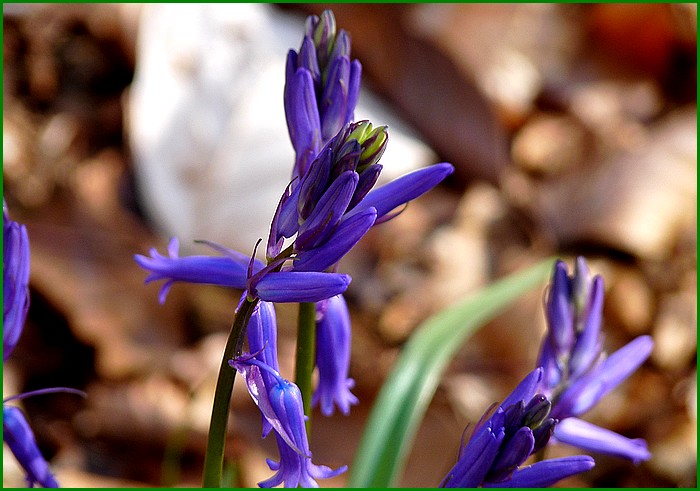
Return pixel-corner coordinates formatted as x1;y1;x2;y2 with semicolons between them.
202;297;259;487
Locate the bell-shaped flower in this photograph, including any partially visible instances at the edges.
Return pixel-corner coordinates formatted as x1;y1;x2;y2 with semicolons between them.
230;355;346;487
4;203;86;488
312;295;358;416
536;257;654;462
441;368;595;488
135;238;352;304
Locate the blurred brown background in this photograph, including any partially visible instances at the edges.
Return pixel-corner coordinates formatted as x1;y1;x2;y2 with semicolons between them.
3;3;696;488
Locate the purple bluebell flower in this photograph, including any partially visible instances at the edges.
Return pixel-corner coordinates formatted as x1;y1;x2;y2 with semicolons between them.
441;368;595;488
285;9;362;178
4;202;31;361
3;406;59;488
312;295;358;416
3;203;62;488
230;355;347;487
537;257;653;462
135;238;351;304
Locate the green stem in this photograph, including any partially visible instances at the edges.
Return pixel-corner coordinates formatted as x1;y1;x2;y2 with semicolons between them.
201;297;258;487
294;301;317;433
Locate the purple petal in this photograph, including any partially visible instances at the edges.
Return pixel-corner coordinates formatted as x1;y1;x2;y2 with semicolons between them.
3;209;31;361
253;272;351;303
320;56;350;141
3;405;59;488
554;417;651;463
347;163;454;221
296;171;358;251
293;207;377;272
484;455;595;488
346;59;362;124
599;335;654;397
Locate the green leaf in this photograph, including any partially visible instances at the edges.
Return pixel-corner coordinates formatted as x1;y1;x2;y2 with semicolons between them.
348;258;554;488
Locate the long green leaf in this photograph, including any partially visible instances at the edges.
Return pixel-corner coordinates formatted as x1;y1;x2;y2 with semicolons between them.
348;258;554;488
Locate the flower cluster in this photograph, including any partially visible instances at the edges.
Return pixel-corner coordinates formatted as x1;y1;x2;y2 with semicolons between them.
3;202;59;488
441;257;653;487
135;9;453;488
537;257;653;463
441;369;594;488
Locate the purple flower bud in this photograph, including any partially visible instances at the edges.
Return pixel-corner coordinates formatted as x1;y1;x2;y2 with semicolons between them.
3;406;59;488
313;295;359;416
134;238;260;304
293;207;377;273
3;203;30;361
296;171;358;251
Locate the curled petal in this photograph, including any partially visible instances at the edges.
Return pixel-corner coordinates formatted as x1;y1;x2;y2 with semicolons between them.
545;261;575;354
554;417;651;464
253;272;351;303
285;67;321;161
348;163;454;221
484;455;595;488
3;405;59;488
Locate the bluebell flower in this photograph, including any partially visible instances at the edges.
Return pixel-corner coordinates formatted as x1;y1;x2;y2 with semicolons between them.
230;355;347;487
3;203;60;488
134;237;351;304
285;9;362;178
312;295;358;416
537;257;653;463
441;368;595;488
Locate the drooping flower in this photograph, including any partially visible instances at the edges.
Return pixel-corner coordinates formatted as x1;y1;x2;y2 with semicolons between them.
536;257;653;463
312;295;358;416
285;9;362;179
230;354;346;487
3;203;60;488
441;368;595;488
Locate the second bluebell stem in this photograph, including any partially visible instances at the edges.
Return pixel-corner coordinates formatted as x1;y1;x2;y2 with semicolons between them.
295;301;318;433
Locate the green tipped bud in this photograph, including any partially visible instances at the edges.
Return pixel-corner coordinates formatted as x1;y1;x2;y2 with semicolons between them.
311;10;337;69
347;121;388;171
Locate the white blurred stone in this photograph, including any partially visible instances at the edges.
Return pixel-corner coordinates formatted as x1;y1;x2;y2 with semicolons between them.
128;4;437;255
